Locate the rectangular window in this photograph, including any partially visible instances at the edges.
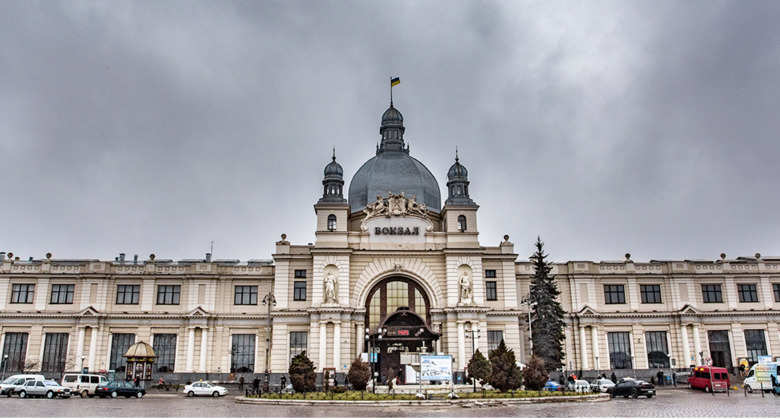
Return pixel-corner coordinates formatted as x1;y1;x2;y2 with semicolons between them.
737;284;759;303
294;270;306;278
231;334;256;373
156;285;181;305
608;332;632;369
701;284;723;303
289;331;308;363
487;331;503;353
109;333;135;372
774;284;780;302
234;286;258;305
152;334;177;373
485;270;496;278
604;285;626;304
745;329;767;363
645;331;670;368
2;332;28;372
293;281;307;301
41;333;69;372
10;284;35;304
116;285;140;305
640;285;662;304
485;281;498;301
49;284;75;304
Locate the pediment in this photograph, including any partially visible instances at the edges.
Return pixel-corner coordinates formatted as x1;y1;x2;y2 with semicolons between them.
679;304;700;315
77;306;99;317
577;305;599;316
187;306;209;317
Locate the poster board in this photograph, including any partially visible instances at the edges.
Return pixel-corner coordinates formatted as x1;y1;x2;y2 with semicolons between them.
420;355;452;381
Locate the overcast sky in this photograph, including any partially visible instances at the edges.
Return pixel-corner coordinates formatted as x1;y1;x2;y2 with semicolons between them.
2;1;779;264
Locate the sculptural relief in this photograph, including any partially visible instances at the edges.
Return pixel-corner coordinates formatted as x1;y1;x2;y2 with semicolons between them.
363;191;428;220
459;273;473;305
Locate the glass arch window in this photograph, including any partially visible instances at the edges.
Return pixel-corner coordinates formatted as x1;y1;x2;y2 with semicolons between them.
365;278;430;331
457;215;467;231
327;214;337;231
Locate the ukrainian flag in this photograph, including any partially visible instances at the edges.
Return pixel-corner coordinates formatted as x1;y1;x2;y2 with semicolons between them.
391;77;400;86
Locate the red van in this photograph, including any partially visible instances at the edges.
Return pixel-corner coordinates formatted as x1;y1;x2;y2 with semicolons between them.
688;366;731;392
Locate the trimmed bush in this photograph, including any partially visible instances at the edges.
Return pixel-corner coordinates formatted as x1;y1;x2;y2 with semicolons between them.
347;357;371;391
289;351;317;392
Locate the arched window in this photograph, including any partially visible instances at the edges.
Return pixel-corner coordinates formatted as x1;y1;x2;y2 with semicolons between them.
457;215;467;231
365;278;430;331
327;214;337;231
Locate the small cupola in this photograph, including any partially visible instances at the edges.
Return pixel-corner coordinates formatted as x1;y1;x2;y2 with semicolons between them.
320;148;346;203
445;148;475;206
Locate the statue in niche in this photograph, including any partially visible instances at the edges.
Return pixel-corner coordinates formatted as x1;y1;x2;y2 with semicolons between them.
324;272;338;304
459;273;473;304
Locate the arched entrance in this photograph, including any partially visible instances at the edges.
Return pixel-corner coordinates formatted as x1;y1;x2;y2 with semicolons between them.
364;277;440;384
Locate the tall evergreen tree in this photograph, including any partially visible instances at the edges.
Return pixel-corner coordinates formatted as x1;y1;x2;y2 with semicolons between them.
466;349;491;386
347;357;370;391
529;236;566;372
488;339;523;392
288;351;317;392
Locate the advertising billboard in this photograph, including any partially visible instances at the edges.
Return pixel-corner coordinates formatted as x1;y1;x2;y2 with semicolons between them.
420;355;452;381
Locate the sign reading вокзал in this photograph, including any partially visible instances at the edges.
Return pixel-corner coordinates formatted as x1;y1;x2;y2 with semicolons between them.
420;355;452;381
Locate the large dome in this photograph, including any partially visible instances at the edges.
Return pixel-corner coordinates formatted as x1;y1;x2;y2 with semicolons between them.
349;152;441;213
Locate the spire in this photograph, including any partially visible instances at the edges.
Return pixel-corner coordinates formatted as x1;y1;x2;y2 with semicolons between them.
445;149;475;206
320;148;346;203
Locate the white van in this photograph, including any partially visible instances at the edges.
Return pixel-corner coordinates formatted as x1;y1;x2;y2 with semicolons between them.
61;374;108;397
743;362;779;393
0;374;46;397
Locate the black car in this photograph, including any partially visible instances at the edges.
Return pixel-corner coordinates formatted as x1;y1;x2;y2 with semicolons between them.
94;381;146;399
607;380;656;399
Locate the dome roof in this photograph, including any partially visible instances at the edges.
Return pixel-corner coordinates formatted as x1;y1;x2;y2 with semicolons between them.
349;151;441;213
324;155;343;179
123;341;156;358
447;159;468;179
381;105;403;125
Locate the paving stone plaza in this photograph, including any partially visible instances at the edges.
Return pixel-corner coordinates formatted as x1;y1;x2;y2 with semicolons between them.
1;388;777;417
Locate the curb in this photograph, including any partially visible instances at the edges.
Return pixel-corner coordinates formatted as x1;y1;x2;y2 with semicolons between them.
235;393;609;407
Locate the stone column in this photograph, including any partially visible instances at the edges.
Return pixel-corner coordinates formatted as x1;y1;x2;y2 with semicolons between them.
76;327;86;371
355;323;364;357
591;326;600;370
199;328;208;372
692;324;702;365
105;333;113;370
457;322;466;371
186;328;195;372
579;326;589;370
333;323;341;372
87;327;98;372
319;322;327;371
681;325;691;368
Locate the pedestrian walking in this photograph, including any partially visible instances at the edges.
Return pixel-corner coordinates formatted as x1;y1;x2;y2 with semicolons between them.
657;370;663;386
158;377;165;390
239;375;245;391
672;371;677;387
253;377;260;393
611;372;617;383
601;372;606;379
134;376;140;388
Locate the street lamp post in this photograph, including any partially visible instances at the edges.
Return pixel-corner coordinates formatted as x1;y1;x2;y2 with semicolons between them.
365;328;385;394
520;294;536;356
262;292;276;393
2;355;8;382
464;323;480;393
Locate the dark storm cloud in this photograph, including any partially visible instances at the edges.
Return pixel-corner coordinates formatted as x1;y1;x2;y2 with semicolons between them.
1;0;778;263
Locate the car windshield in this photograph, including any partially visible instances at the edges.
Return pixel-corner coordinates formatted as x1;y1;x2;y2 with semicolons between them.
44;381;59;386
1;377;17;385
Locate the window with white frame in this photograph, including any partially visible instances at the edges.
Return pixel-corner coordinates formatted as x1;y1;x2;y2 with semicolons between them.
289;331;308;363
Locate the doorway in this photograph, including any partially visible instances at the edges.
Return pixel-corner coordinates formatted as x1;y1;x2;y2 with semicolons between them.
707;330;733;369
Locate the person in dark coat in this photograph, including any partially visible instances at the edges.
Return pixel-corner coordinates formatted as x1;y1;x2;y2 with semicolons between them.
252;377;260;392
672;371;677;387
239;375;245;390
657;370;664;386
134;376;140;388
611;372;617;383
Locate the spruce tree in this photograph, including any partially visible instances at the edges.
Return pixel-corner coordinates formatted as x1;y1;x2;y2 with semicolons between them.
466;349;492;386
523;355;549;391
488;339;523;392
288;351;317;392
347;357;371;391
529;236;566;372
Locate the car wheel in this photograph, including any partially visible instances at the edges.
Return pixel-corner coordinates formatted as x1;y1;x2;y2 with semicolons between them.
46;391;54;399
608;390;615;399
630;389;639;399
745;385;752;393
19;391;27;399
188;391;195;397
136;392;143;398
212;391;219;397
81;390;89;398
110;391;118;398
705;385;711;393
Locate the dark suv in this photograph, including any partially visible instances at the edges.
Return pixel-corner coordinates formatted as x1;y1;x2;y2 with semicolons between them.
607;379;656;399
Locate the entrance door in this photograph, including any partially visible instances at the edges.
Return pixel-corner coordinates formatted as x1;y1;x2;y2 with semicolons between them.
380;351;400;384
708;331;733;369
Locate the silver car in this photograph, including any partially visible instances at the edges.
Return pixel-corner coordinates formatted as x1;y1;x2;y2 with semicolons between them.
18;380;71;399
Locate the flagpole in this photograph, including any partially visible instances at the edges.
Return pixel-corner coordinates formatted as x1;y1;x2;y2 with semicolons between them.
390;77;393;106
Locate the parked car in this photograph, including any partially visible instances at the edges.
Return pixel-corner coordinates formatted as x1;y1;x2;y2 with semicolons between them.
0;374;46;397
61;374;108;398
94;381;146;398
688;366;730;393
542;381;563;391
591;378;615;393
607;379;656;399
17;380;71;399
183;380;228;397
568;379;591;393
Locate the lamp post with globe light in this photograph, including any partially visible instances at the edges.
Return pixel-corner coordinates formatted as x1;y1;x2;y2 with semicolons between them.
262;292;276;393
464;323;481;393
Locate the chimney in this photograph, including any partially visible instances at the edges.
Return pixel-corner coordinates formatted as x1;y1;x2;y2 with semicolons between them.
205;253;212;262
0;252;5;261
